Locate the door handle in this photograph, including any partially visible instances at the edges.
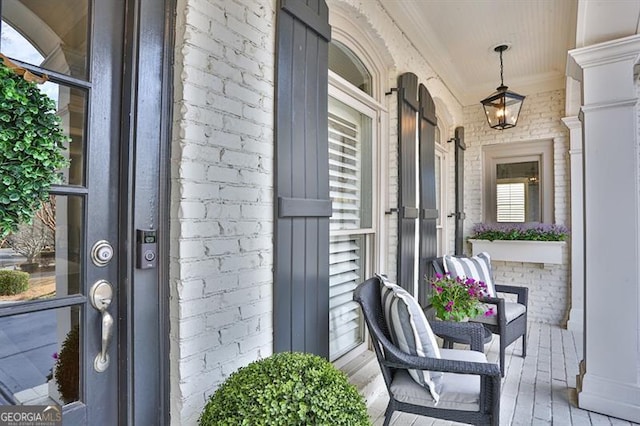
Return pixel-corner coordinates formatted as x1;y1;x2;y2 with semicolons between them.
89;280;114;373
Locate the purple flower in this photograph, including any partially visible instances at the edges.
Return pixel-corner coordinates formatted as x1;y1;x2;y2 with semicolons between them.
52;352;59;360
436;286;443;294
435;273;443;279
445;300;454;312
484;307;495;317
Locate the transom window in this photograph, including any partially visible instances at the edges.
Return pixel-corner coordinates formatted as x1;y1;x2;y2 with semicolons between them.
329;40;372;96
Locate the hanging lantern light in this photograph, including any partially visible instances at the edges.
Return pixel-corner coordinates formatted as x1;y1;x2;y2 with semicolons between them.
481;45;525;130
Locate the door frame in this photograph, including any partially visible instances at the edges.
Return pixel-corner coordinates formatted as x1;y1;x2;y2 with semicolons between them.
116;0;173;423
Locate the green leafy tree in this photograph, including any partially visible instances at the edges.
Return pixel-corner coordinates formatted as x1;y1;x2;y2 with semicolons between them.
0;59;69;238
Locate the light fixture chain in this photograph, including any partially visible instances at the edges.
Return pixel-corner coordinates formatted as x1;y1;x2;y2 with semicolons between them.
499;49;504;87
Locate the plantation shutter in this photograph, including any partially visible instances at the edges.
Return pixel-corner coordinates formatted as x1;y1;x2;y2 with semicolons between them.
397;72;419;292
274;0;331;357
418;84;437;307
497;182;526;222
327;108;365;359
453;127;466;255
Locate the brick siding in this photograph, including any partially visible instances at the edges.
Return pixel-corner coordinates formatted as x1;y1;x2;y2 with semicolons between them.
460;89;571;325
170;0;276;424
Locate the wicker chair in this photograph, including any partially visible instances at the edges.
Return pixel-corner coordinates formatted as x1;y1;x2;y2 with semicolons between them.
353;276;501;426
433;257;528;377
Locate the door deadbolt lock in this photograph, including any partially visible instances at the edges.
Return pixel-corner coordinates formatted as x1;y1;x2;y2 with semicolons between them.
91;240;114;267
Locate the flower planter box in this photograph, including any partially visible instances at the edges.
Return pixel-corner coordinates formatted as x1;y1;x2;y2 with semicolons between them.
469;239;566;264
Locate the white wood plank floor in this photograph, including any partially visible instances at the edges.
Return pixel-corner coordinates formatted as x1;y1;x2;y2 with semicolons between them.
366;323;640;426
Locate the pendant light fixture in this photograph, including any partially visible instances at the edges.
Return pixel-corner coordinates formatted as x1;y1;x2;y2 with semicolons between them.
481;44;525;130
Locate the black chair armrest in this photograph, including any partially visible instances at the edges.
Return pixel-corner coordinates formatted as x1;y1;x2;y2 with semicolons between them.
429;320;486;352
383;353;501;378
494;284;528;306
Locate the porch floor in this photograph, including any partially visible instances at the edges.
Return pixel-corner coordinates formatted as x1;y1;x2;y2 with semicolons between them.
364;323;640;426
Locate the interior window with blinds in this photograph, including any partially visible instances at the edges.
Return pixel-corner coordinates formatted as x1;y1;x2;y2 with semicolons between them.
328;95;373;361
496;181;526;222
495;161;539;223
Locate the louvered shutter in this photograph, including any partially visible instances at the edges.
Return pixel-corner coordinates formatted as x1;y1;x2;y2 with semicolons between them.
418;84;437;306
274;0;331;357
397;73;419;292
328;103;366;359
329;111;361;230
497;182;526;222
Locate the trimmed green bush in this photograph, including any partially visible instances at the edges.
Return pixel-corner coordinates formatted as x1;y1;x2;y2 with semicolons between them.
0;59;69;238
54;325;79;404
199;352;370;426
0;270;29;295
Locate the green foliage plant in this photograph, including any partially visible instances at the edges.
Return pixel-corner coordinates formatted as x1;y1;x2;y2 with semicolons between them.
0;58;69;238
0;269;29;295
199;352;370;426
54;325;79;404
470;223;569;242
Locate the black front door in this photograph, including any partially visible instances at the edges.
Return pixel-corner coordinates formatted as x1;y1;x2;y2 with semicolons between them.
0;1;168;423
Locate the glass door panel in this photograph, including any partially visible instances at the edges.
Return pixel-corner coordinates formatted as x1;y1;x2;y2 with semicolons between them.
0;0;123;423
0;195;84;302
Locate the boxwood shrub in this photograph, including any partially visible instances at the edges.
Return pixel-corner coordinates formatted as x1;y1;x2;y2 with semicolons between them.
54;325;79;404
199;352;370;426
0;270;29;295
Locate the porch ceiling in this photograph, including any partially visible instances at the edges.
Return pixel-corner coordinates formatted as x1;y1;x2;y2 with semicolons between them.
381;0;640;107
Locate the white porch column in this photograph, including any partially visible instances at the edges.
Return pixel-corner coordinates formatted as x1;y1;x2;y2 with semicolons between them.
569;35;640;423
561;115;583;332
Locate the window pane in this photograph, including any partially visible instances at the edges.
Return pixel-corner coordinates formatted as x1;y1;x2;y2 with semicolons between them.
47;83;88;186
496;161;540;222
0;306;82;406
329;41;372;95
329;234;365;360
1;195;83;302
328;97;372;231
1;0;88;78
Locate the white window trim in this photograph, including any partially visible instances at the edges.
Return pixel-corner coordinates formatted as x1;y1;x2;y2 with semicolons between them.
482;139;554;223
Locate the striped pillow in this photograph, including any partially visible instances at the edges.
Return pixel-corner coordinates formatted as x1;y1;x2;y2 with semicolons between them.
443;252;496;297
376;274;443;402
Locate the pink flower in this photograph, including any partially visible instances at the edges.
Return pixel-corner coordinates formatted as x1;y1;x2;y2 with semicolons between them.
52;352;59;360
484;307;495;317
435;273;443;279
436;286;443;294
445;300;454;312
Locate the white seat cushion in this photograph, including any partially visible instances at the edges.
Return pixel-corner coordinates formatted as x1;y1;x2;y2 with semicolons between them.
376;274;443;402
389;349;488;411
472;302;526;325
443;252;496;297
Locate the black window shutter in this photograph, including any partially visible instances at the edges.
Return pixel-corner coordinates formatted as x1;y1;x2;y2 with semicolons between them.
453;127;466;255
274;0;331;357
418;84;437;306
397;73;419;292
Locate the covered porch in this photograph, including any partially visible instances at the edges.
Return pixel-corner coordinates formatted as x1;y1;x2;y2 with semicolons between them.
350;323;640;426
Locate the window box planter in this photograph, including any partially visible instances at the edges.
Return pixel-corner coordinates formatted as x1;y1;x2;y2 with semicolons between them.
469;239;566;264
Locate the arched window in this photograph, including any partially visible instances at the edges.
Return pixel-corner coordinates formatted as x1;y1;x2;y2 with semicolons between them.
328;40;380;362
329;41;372;96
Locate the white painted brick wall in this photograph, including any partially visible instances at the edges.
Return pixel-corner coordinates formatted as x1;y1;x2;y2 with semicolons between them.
460;89;571;325
171;0;276;424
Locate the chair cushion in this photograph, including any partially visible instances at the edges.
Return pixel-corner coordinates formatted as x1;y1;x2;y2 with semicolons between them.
443;252;496;297
389;349;488;411
376;274;443;402
472;302;526;325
